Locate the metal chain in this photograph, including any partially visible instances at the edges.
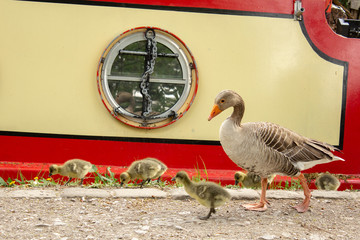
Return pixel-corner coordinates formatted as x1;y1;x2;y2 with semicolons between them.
140;29;157;117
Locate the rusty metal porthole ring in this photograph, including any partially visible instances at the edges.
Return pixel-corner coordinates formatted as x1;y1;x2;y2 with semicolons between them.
97;27;198;129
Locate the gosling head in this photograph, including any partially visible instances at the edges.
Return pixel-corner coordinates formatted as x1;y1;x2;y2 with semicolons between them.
120;172;131;186
171;171;190;184
234;172;246;185
48;165;59;177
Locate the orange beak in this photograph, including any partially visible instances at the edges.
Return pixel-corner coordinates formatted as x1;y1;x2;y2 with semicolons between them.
208;104;222;121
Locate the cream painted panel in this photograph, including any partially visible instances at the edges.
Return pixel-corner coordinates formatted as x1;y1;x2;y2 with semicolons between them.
0;1;343;145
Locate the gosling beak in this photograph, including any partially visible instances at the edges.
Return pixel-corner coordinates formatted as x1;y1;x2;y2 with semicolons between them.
48;173;52;177
208;104;222;121
235;180;239;185
171;177;176;181
120;182;124;187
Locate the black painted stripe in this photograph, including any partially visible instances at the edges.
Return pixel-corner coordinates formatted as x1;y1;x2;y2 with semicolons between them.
0;130;221;146
18;0;293;19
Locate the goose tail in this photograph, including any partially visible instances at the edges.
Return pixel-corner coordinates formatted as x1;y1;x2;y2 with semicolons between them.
333;156;345;162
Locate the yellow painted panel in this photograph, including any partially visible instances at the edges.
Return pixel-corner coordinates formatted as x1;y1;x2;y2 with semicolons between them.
0;1;343;145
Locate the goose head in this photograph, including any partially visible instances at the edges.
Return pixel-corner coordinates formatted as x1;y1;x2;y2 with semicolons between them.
208;90;245;125
48;165;59;177
120;172;131;186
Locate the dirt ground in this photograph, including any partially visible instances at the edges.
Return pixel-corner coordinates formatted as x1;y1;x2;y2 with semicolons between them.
0;188;359;240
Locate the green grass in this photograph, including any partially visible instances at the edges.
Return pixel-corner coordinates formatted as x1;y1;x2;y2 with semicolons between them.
0;164;353;191
89;166;121;188
0;173;58;188
192;158;209;182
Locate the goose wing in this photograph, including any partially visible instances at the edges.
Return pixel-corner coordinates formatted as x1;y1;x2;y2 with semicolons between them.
255;122;342;170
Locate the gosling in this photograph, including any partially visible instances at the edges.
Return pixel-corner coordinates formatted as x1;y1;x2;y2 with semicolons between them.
172;171;231;220
234;172;275;189
315;173;340;191
49;159;92;186
120;158;166;188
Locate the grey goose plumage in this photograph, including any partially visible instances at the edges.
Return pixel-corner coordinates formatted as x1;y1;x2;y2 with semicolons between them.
208;90;344;212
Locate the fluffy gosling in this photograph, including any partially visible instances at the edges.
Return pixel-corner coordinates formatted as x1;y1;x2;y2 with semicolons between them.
172;171;231;220
234;172;275;189
49;159;92;185
120;158;166;188
315;173;340;191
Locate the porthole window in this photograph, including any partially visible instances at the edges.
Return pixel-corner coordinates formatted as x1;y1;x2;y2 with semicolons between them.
97;27;198;129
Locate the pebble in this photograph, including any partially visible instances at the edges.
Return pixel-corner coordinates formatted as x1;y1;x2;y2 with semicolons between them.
53;218;66;226
34;224;51;228
282;232;292;238
141;225;150;231
258;234;277;240
174;225;186;231
178;211;191;215
134;229;147;234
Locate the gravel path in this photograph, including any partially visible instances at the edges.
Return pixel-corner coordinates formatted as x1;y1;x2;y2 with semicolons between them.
0;188;359;240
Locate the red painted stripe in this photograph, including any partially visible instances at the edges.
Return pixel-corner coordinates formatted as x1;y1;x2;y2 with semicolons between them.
0;134;349;174
0;135;239;170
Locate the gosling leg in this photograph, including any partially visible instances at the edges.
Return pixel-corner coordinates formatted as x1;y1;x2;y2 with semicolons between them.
140;179;150;188
64;177;73;186
199;207;216;220
79;178;84;186
157;176;161;183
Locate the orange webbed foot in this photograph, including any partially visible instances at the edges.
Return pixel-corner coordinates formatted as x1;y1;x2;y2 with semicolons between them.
242;202;268;212
293;201;310;213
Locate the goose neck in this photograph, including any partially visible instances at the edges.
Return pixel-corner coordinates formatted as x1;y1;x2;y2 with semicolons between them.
230;102;244;126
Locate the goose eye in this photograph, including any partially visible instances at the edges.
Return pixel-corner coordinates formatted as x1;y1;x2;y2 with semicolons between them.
220;99;225;103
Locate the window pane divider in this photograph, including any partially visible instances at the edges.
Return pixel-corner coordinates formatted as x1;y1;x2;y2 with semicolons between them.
108;75;186;84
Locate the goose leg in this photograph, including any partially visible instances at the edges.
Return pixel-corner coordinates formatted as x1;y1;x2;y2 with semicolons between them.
242;178;269;211
293;173;311;213
64;177;73;186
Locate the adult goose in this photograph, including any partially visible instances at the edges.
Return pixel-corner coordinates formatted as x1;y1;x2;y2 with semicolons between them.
208;90;344;212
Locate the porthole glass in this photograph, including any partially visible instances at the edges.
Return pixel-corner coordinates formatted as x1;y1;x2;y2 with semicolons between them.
97;27;198;129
